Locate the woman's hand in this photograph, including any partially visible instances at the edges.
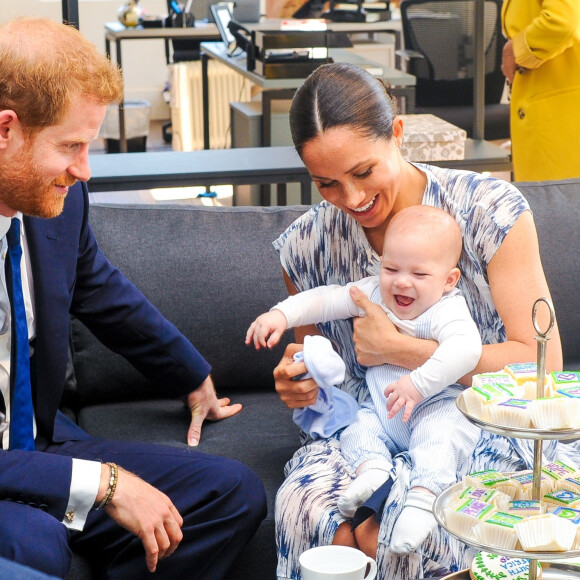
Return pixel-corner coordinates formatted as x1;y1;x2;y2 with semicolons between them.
350;286;438;370
350;286;400;367
502;39;517;83
273;343;320;408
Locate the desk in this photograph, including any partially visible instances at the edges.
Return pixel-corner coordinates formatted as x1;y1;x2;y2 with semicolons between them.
251;18;402;42
104;19;403;153
200;41;416;151
88;141;511;206
88;146;312;204
431;139;512;174
104;21;221;152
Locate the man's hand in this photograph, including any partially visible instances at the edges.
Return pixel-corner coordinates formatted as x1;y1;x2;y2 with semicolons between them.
350;286;398;367
502;39;517;83
385;374;424;422
186;376;242;446
104;467;184;573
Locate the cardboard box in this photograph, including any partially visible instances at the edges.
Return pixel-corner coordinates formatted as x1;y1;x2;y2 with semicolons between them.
399;114;466;162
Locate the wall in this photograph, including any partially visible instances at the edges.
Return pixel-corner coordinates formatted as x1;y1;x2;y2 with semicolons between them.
1;0;171;119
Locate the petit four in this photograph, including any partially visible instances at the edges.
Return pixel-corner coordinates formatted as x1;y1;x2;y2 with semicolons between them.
543;488;580;509
541;460;577;490
472;511;523;550
515;513;576;551
506;499;545;518
465;469;520;498
531;394;580;429
529;396;575;429
551;506;580;549
463;383;522;421
445;498;497;540
488;398;532;428
549;371;580;398
504;363;546;399
450;486;511;511
559;476;580;495
509;471;552;500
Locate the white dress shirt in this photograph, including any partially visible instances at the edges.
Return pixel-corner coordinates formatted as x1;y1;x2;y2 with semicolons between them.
0;214;100;530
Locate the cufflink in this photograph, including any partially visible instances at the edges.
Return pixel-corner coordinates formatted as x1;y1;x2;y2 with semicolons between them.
65;510;76;523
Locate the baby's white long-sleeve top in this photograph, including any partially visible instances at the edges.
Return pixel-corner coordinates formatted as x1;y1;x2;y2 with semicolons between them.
273;276;482;398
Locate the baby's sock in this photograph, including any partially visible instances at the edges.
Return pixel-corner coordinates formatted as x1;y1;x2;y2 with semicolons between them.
337;467;390;519
390;489;437;554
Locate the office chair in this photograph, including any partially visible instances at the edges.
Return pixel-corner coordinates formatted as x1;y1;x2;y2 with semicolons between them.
399;0;509;140
165;0;201;63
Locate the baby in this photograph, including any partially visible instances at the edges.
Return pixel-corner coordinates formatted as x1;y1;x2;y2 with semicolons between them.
246;205;482;553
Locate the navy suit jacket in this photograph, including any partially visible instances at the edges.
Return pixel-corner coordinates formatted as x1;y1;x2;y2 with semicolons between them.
0;182;211;520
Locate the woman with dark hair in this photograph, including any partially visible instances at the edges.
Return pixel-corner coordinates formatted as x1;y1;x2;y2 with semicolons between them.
272;62;575;579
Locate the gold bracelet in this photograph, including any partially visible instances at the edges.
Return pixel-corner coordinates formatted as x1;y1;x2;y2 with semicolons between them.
95;462;118;511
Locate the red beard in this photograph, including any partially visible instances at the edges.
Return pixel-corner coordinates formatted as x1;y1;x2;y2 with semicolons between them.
0;141;76;218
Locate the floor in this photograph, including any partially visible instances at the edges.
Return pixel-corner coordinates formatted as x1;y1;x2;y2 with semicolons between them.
89;120;512;205
92;119;173;156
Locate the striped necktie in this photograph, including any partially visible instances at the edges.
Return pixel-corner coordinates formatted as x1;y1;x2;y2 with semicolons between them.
6;218;34;450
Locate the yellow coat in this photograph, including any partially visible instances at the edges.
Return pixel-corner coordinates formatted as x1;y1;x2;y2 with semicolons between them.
502;0;580;181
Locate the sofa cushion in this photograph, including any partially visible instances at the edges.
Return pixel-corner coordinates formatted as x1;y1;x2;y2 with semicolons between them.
70;203;309;578
517;179;580;369
67;183;580;579
71;204;309;407
78;390;300;579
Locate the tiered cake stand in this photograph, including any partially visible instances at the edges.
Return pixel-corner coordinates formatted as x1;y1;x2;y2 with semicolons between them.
433;298;580;580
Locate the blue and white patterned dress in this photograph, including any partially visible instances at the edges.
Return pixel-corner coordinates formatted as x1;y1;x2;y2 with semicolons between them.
273;165;580;579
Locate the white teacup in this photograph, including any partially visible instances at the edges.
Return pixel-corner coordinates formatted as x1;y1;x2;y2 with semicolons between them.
299;545;377;580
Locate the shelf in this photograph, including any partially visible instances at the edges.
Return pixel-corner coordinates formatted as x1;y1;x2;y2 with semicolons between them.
433;482;580;561
455;392;580;441
437;300;578;578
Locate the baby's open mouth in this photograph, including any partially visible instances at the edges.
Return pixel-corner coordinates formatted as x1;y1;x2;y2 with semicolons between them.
394;295;414;307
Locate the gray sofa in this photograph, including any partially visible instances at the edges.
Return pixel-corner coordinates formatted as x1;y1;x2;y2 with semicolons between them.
65;177;580;579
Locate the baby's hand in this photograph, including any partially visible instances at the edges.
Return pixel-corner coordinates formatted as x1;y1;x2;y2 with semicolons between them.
245;310;288;349
385;375;424;422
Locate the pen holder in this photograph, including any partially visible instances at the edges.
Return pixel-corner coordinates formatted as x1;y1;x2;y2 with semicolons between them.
165;1;195;27
166;10;195;27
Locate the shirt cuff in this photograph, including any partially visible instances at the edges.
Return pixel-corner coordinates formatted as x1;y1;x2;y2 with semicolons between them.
513;29;543;70
409;369;430;398
62;458;102;531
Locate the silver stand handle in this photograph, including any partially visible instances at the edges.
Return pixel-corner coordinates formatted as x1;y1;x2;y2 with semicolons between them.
529;297;555;580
